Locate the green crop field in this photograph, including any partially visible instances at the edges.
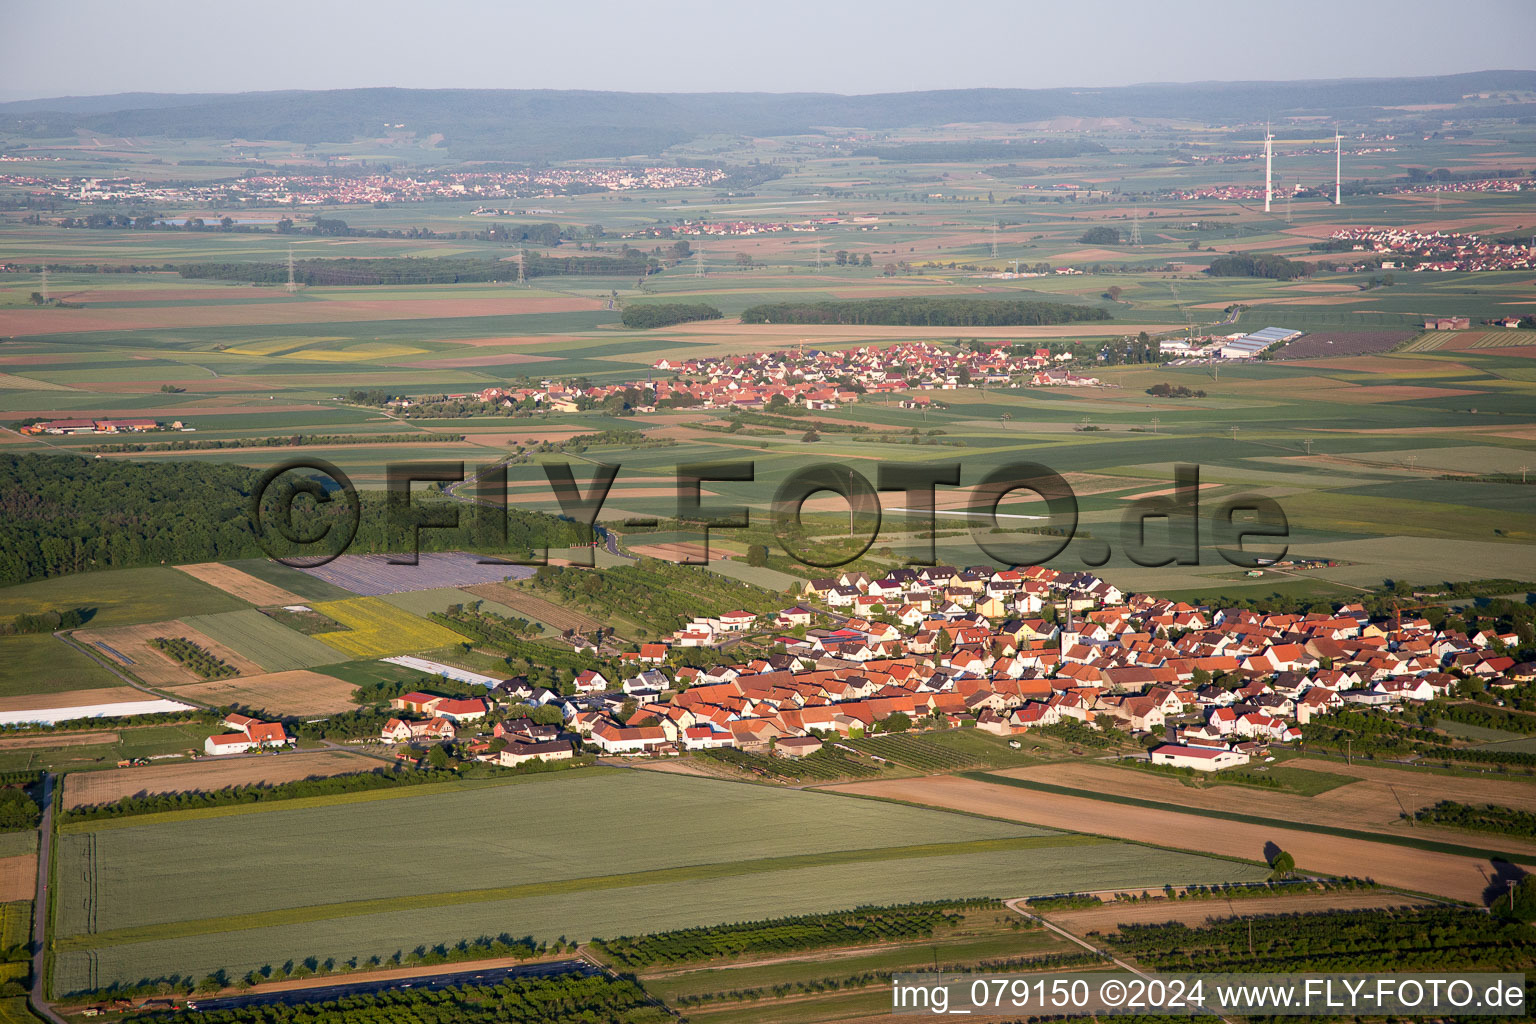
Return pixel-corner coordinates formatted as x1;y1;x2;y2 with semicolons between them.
0;902;30;952
0;634;125;697
0;834;36;859
0;567;248;630
50;768;1265;994
179;609;346;671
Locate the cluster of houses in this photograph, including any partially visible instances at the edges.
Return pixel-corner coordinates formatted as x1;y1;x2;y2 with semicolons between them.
366;563;1529;776
1326;227;1534;273
422;341;1073;417
15;166;728;207
378;690;582;769
203;714;291;756
20;418;182;435
621;218;836;238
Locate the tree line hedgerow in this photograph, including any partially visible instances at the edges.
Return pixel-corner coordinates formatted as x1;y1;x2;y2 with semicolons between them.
59;766;455;822
105;967;661;1020
1414;800;1536;838
738;297;1112;326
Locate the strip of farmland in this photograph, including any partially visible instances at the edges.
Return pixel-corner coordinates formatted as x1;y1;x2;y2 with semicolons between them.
180;610;346;671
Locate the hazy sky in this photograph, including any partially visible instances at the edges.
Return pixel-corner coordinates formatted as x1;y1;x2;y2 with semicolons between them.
3;0;1533;101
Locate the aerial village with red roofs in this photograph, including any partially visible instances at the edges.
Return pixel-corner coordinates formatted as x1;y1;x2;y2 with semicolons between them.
348;559;1529;776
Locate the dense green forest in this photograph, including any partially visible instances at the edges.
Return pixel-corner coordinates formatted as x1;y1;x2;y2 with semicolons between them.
1204;253;1309;280
738;297;1110;326
0;453;585;585
620;302;723;329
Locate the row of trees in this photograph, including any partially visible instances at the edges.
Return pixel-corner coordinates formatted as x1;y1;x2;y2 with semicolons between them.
593;899;999;967
1414;800;1536;838
60;765;455;821
3;607;88;635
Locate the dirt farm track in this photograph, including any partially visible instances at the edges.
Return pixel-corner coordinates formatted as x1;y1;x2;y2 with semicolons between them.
825;775;1513;902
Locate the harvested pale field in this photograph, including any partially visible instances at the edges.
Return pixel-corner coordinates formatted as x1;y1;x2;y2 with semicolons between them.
1043;889;1433;937
60;749;381;809
70;621;264;686
174;562;304;607
989;761;1536;856
629;541;714;562
0;731;116;750
0;855;37;902
461;582;603;633
164;669;362;716
827;774;1506;901
0;689;141;714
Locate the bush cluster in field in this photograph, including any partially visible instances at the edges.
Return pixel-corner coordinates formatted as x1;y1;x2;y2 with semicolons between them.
149;636;237;679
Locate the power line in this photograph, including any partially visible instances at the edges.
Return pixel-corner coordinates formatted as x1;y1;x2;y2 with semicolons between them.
1128;208;1142;246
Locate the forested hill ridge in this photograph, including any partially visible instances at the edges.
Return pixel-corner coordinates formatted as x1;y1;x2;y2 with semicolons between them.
6;71;1535;160
0;453;583;586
